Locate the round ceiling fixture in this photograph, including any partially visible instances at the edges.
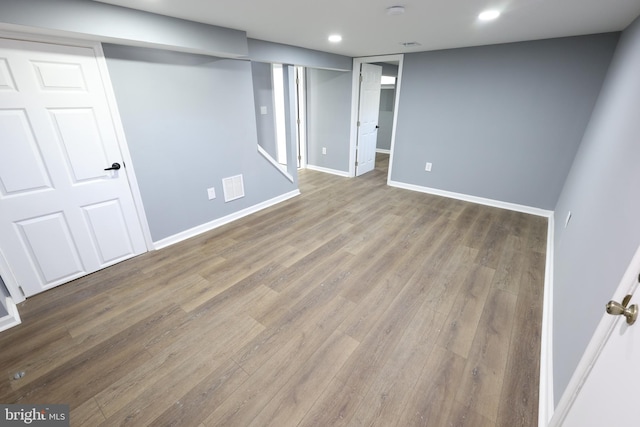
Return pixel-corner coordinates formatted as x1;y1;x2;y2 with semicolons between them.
478;10;501;21
328;34;342;43
387;6;405;16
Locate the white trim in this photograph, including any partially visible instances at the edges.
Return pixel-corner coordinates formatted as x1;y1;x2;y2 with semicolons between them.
349;54;404;178
0;296;21;333
296;66;308;169
0;247;24;304
0;26;104;49
258;145;294;182
387;180;553;218
272;63;289;165
549;243;640;426
376;148;390;154
305;165;351;178
153;190;301;250
539;213;555;426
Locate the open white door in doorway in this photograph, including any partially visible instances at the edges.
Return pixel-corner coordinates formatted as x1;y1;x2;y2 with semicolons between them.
551;244;640;426
355;63;382;176
0;37;147;299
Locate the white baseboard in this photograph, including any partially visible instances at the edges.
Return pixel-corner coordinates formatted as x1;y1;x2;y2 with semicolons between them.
0;296;21;333
539;214;555;426
387;180;553;218
153;190;301;250
376;149;391;154
305;164;351;178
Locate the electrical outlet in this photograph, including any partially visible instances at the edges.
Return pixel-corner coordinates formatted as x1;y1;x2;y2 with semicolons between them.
322;147;327;155
260;106;268;115
425;162;432;172
207;187;216;200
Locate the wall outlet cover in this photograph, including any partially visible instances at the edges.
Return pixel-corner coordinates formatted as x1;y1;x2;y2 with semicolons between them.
207;187;216;200
425;162;432;172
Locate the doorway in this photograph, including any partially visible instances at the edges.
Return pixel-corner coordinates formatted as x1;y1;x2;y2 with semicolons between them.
274;64;307;169
253;62;306;181
349;55;404;181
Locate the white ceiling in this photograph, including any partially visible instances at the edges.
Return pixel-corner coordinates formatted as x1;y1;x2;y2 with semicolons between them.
94;0;640;57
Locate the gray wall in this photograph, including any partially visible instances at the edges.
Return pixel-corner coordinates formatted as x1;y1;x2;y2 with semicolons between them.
376;88;395;151
391;34;619;210
251;62;278;159
306;68;353;172
373;62;399;78
552;16;640;403
375;63;398;151
103;44;297;242
0;0;247;57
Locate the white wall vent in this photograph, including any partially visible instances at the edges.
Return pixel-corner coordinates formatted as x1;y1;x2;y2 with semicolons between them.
222;174;245;202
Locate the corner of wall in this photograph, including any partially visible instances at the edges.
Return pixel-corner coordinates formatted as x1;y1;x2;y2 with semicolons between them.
539;212;555;426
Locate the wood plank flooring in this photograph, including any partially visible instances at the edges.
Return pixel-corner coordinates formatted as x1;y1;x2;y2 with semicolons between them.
0;154;547;426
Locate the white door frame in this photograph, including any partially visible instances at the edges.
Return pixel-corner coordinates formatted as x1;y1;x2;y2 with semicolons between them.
0;28;154;304
296;66;307;169
348;54;404;179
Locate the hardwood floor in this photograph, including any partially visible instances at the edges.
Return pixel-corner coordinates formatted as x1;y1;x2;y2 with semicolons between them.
0;154;547;426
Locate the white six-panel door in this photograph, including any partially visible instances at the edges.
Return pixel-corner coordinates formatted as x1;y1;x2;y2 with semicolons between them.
0;38;146;297
355;63;382;176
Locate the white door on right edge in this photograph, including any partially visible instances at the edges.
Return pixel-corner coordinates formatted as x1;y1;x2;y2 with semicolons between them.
0;37;147;298
355;63;382;176
557;244;640;426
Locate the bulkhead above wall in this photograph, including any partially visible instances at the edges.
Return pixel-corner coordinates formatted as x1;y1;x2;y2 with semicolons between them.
0;0;354;71
0;0;249;58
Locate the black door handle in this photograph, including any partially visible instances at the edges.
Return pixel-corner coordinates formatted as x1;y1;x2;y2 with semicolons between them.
104;162;121;171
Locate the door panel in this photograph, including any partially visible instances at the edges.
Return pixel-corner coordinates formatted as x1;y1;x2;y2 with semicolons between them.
0;58;17;90
0;37;146;297
0;109;52;193
50;108;109;182
356;63;382;176
32;60;87;91
82;200;134;264
16;212;85;284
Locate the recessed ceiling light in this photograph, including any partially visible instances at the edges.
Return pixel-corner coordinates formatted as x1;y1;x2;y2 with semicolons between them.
478;10;501;21
328;34;342;43
387;6;405;15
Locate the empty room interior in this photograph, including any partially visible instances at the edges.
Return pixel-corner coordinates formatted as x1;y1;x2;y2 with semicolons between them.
1;0;639;426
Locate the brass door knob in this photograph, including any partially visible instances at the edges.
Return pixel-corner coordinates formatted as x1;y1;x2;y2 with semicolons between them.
606;294;638;325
